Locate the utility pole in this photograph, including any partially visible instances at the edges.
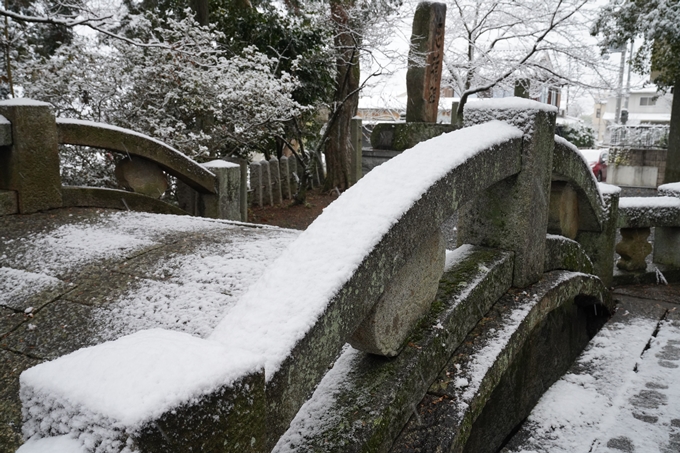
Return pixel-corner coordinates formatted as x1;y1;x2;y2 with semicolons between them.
614;44;627;124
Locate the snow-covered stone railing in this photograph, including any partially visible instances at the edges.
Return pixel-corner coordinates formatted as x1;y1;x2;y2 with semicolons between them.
615;185;680;273
0;99;242;220
16;99;621;452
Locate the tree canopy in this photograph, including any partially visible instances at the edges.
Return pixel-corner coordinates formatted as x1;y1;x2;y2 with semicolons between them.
593;0;680;89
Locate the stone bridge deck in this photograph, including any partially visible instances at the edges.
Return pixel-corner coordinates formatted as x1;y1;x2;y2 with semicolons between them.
0;208;300;452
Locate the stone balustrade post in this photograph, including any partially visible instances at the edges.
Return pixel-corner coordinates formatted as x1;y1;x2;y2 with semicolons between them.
458;100;556;287
0;99;62;213
288;156;299;196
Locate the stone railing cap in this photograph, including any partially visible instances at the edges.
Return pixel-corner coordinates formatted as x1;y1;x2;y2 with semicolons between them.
0;98;52;107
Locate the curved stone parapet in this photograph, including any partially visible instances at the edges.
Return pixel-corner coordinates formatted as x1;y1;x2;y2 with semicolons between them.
552;136;605;232
56;119;217;194
61;186;188;216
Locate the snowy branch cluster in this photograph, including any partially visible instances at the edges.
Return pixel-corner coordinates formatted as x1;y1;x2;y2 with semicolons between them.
443;0;614;104
15;13;305;163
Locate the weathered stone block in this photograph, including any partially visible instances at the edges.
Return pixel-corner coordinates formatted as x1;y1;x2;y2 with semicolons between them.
459;100;557;287
616;227;652;271
370;122;457;151
548;181;579;239
576;187;619;287
406;2;446;123
0;190;17;216
0;114;11;146
0;100;62;213
114;156;168;198
544;234;594;274
349;230;445;356
653;227;680;267
201;160;241;220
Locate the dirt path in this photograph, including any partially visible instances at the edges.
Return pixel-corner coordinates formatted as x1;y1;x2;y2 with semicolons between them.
247;188;338;230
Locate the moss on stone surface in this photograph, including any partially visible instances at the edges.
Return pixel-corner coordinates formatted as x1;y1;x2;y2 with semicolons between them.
391;271;611;453
273;247;513;452
370;123;457;151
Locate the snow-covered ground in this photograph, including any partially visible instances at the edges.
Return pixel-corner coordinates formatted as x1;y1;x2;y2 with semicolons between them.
504;302;680;453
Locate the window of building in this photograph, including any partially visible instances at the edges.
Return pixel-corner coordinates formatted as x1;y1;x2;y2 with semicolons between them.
640;97;657;106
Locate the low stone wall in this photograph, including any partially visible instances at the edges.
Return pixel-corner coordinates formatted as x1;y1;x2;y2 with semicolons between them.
249;156;302;207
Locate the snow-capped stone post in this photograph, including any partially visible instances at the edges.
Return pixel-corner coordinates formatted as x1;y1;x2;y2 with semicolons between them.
406;1;446;123
0;99;63;213
200;160;241;220
655;183;680;267
459;98;556;288
176;160;241;220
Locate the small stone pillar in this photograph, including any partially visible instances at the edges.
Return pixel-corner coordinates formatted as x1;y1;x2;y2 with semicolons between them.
177;161;240;220
616;227;652;271
0;99;62;213
261;159;273;206
350;117;363;185
269;156;283;205
280;156;291;200
201;160;241;220
458;99;556;287
405;2;446;123
250;160;262;207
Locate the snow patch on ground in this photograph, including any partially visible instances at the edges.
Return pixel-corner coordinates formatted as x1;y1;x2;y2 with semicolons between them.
0;267;63;310
506;314;678;453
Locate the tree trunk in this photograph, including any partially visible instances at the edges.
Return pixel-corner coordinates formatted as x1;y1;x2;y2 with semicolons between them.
324;0;360;193
190;0;210;25
665;80;680;183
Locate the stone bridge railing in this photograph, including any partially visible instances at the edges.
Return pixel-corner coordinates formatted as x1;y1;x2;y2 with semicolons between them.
14;98;680;452
0;99;243;220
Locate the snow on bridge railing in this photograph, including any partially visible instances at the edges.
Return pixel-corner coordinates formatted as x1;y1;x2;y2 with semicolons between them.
0;99;243;220
17;98;622;452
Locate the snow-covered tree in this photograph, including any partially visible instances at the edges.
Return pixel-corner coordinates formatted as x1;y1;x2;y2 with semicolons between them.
8;10;306;186
442;0;611;119
593;0;680;182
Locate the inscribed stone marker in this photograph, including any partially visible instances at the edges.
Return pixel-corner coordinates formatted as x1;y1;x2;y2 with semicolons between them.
406;2;446;123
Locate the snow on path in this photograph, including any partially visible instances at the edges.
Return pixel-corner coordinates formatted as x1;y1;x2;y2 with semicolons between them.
506;311;680;453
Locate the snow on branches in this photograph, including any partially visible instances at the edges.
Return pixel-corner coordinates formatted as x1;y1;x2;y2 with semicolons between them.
15;12;306;165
